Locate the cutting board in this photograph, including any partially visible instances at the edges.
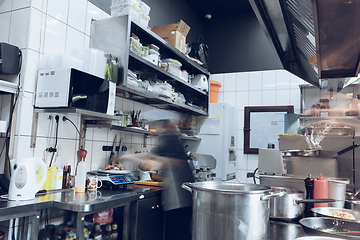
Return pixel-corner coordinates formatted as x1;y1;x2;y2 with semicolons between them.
135;180;163;187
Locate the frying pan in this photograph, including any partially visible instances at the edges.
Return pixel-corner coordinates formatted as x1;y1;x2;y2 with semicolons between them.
312;207;360;222
300;217;360;239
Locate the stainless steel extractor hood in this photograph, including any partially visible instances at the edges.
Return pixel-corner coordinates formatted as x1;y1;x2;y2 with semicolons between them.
249;0;360;91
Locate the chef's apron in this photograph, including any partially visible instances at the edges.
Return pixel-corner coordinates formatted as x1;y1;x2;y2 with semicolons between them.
151;132;194;240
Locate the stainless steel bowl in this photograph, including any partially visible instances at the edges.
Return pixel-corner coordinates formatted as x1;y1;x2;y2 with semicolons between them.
295;237;351;240
312;207;360;222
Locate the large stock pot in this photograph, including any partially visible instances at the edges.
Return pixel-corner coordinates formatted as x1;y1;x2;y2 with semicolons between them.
181;181;284;240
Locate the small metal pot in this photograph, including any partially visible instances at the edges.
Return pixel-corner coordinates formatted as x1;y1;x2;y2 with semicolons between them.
270;187;336;221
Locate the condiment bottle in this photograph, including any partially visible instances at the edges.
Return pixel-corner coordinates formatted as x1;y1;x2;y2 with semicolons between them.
49;165;57;190
75;149;87;193
314;173;328;207
90;223;102;240
66;165;72;188
111;222;118;240
62;165;67;189
55;167;63;189
43;167;52;190
304;175;314;217
103;223;112;240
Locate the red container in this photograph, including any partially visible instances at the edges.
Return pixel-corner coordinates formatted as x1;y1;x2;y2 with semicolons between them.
314;173;328;207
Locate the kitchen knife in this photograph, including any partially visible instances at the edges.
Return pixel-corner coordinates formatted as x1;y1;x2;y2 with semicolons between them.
117;137;123;154
109;135;117;164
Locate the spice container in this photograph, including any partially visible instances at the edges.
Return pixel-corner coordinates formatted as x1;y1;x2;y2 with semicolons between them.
320;99;329;117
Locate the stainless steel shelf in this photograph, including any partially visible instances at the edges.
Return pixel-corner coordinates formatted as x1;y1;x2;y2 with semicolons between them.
87;123;200;141
0;79;18;94
86;123;158;136
34;108;121;120
130;20;210;76
129;52;208;96
116;84;208;116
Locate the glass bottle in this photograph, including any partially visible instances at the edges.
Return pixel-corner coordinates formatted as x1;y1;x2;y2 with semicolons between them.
111;222;118;240
102;223;112;240
90;223;102;240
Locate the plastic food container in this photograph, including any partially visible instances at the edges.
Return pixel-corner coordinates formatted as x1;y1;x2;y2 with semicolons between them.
112;0;140;5
142;45;160;65
144;51;159;65
139;12;150;28
152;82;172;98
130;36;142;55
140;1;150;15
180;70;189;82
110;2;141;20
163;59;182;78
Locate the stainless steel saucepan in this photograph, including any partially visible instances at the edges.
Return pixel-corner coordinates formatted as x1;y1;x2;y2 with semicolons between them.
270;187;336;221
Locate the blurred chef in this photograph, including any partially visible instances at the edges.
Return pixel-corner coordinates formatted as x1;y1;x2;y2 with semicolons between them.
113;119;194;240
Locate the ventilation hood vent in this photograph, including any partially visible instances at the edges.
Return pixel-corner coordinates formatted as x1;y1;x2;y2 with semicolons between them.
249;0;360;91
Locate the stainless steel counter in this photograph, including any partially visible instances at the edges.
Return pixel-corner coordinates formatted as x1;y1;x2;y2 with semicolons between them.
270;221;307;239
0;185;162;240
0;186;313;240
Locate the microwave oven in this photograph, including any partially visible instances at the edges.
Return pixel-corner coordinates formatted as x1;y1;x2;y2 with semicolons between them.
35;68;115;115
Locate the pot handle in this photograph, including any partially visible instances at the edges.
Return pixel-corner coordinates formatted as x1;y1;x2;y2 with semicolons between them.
181;182;193;193
260;191;285;201
295;198;336;204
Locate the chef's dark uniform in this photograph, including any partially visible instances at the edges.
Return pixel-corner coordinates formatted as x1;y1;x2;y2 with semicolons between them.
151;132;194;240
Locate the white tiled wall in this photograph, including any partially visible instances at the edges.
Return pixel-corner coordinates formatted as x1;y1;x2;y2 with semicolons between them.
0;0;308;183
211;69;306;183
0;0;160;177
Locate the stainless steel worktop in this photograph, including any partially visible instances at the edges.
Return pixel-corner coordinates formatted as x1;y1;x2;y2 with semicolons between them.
51;186;161;212
0;185;161;214
0;185;162;240
0;186;313;240
270;221;306;239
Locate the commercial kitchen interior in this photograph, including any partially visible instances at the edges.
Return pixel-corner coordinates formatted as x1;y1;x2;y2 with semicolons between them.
1;0;360;238
0;0;302;184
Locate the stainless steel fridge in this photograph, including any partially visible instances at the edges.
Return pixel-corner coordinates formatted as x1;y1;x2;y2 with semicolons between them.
196;103;237;180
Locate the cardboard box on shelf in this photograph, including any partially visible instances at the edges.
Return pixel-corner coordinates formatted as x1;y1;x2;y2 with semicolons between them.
151;20;190;54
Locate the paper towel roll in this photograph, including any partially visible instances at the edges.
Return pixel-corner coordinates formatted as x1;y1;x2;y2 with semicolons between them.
0;121;7;133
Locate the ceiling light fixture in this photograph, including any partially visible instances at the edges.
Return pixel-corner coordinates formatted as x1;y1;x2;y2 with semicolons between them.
205;14;212;19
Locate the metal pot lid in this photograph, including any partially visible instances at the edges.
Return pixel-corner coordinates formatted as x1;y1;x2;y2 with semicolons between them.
186;181;271;194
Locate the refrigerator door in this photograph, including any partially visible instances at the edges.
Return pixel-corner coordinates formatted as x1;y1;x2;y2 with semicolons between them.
197;103;237;180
